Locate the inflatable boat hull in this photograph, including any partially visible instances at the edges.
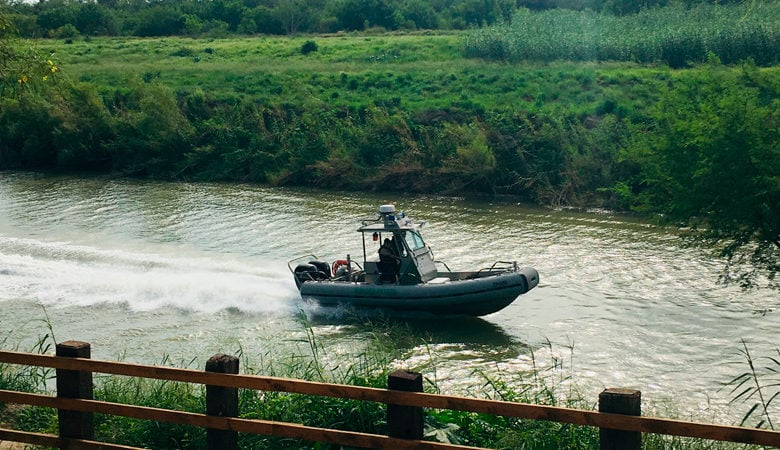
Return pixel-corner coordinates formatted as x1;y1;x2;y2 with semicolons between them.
300;267;539;317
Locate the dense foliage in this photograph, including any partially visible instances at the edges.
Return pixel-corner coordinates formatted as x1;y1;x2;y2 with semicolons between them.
1;0;758;39
0;13;60;96
625;60;780;288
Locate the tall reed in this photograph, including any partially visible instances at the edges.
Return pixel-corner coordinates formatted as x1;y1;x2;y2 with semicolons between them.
464;4;780;67
726;339;779;430
0;317;58;434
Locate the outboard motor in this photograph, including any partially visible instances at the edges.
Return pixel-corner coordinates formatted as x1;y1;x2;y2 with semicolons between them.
294;263;329;286
308;260;331;278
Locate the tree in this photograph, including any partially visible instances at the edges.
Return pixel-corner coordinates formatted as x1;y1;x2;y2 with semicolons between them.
626;62;779;288
446;0;514;28
207;0;246;32
274;0;322;34
245;6;283;34
1;8;63;169
74;2;116;36
398;0;439;30
182;14;204;36
35;4;76;36
134;5;185;36
1;9;60;96
334;0;396;31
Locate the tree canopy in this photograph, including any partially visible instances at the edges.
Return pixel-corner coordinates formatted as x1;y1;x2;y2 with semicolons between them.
1;0;753;38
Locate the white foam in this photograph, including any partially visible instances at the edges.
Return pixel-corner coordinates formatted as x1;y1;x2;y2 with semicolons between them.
0;235;299;313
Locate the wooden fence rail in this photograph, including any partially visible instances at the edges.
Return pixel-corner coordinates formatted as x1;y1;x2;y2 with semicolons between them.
0;341;778;449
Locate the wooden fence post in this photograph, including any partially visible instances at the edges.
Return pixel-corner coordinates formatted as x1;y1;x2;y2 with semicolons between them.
599;388;641;450
387;370;424;440
56;340;94;442
205;353;239;450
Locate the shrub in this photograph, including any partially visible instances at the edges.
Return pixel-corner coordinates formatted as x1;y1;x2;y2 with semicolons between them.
170;46;195;57
51;24;80;39
300;40;318;55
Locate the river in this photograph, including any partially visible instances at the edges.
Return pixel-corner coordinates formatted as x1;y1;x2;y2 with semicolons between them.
0;172;777;424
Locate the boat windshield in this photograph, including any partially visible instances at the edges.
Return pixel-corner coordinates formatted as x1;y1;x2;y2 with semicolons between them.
403;230;426;251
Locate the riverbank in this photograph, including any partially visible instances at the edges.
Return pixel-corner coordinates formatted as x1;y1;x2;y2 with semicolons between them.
2;30;777;213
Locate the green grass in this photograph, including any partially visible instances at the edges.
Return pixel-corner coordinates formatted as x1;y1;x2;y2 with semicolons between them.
43;30;774;125
42;34;466;105
39;32;684;119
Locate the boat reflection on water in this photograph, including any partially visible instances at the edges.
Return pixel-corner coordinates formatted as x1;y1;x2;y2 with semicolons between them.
299;301;523;351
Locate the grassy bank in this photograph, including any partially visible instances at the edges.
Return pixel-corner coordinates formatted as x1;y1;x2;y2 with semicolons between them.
37;33;663;115
2;7;779;213
1;320;774;449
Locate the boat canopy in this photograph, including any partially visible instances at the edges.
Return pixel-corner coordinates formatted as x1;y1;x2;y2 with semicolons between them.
352;205;436;283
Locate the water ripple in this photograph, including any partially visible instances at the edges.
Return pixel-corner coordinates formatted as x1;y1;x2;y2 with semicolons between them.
1;173;777;423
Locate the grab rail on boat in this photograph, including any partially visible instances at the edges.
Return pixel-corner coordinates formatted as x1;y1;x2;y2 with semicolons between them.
474;260;518;277
434;260;452;272
361;216;380;226
287;254;320;273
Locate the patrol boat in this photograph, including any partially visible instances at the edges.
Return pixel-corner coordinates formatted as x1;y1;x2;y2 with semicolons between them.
288;205;539;317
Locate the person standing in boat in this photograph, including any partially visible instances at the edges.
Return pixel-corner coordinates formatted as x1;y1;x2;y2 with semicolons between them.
378;237;401;283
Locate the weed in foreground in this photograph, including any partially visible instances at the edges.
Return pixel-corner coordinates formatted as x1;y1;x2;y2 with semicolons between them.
726;339;779;430
1;318;778;449
0;315;58;434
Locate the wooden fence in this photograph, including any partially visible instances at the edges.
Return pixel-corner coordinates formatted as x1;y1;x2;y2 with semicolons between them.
0;341;778;449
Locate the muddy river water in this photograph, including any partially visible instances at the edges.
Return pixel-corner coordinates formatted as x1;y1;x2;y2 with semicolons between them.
1;172;777;424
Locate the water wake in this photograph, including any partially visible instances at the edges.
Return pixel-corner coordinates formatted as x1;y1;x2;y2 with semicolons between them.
0;235;299;314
